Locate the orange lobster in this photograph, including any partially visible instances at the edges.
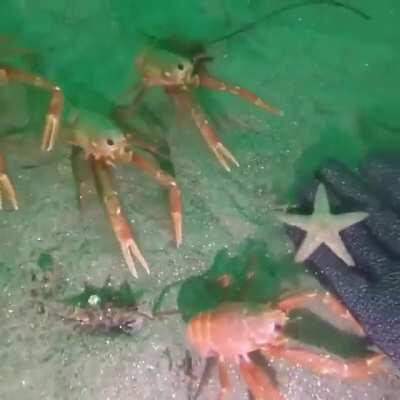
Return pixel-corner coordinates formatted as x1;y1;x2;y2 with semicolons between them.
186;291;385;399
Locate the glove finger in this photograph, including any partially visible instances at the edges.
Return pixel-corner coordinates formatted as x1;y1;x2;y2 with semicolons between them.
361;273;400;369
317;159;379;209
319;160;400;260
362;156;400;213
295;178;343;211
341;223;398;282
363;209;400;259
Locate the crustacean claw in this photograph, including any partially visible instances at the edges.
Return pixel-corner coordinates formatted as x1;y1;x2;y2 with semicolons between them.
129;153;183;246
120;237;150;278
0;152;18;210
277;291;365;336
198;72;283;117
189;98;239;172
0;173;18;210
92;160;150;278
265;346;386;379
213;142;240;172
167;89;239;172
0;66;64;152
41;89;64;151
239;356;284;400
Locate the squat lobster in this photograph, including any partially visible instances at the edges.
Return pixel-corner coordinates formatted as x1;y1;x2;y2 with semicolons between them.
132;46;282;171
68;110;182;277
187;291;385;399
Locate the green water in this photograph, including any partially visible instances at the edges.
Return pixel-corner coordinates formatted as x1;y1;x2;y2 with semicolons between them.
1;1;399;399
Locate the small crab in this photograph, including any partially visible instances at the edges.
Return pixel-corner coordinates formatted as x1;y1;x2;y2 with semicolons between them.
187;291;385;399
68;110;182;277
132;46;283;171
60;302;149;335
0;36;64;209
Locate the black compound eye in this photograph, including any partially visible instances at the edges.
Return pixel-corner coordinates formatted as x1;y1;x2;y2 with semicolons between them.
107;138;114;146
177;63;184;71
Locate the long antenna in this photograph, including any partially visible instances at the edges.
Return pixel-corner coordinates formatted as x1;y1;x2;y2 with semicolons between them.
207;0;370;45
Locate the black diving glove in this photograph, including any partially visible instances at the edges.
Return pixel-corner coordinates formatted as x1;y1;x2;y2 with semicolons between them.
282;156;400;369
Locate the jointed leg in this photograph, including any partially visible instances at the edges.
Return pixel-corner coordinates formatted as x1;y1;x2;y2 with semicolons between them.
129;152;182;246
125;134;162;158
0;152;18;210
217;358;231;400
92;160;149;278
119;82;147;113
264;345;385;379
167;89;239;171
70;146;98;210
239;356;284;400
198;72;283;116
192;357;217;400
277;291;365;335
0;66;64;151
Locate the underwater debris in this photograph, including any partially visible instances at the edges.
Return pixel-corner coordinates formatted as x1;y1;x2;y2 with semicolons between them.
29;257;63;301
177;240;302;322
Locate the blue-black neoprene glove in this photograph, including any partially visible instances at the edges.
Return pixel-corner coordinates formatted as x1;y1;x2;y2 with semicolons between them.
282;156;400;370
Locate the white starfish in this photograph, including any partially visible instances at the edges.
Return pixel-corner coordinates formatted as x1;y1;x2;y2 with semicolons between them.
277;184;368;266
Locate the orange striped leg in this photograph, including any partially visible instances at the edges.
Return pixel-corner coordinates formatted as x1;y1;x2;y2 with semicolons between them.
129;153;182;247
0;66;64;151
70;146;98;210
167;89;239;172
198;72;283;116
92;160;149;278
265;345;385;379
277;291;365;336
217;359;231;400
239;356;284;400
0;152;18;210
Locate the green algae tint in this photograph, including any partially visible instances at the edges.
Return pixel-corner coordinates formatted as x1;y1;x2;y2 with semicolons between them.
1;1;400;399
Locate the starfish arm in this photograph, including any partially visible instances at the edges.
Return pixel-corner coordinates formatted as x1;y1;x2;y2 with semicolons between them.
314;184;332;214
276;212;311;231
323;231;356;266
331;212;369;232
295;232;323;263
